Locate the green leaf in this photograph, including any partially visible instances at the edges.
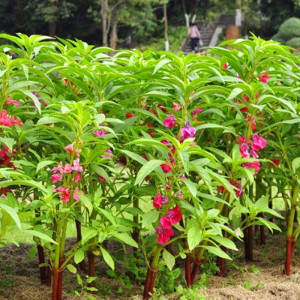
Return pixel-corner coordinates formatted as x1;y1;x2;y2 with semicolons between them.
204;246;232;260
134;159;165;186
0;137;15;151
67;264;77;274
182;179;197;198
120;150;148;165
74;248;85;264
188;225;201;250
36;160;55;173
111;232;138;248
210;236;237;251
142;210;160;228
163;249;175;271
292;157;300;174
25;230;56;244
100;246;114;270
0;203;21;229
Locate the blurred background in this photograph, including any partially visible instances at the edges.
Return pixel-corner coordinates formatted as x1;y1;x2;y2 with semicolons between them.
0;0;300;52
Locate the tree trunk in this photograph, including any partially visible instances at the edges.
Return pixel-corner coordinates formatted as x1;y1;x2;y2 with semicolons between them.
101;0;108;46
48;21;56;37
110;19;118;49
163;3;169;51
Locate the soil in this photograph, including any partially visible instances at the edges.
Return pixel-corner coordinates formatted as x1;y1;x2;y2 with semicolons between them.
1;231;300;300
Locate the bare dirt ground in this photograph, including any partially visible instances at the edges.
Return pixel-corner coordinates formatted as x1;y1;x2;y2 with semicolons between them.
1;231;300;300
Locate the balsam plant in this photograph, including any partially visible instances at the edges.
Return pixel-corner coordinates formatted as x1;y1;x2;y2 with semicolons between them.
0;33;299;300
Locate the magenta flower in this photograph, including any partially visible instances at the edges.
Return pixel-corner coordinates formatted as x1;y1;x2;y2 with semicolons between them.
160;205;182;226
173;102;181;111
94;130;107;136
98;175;107;183
54;186;70;202
156;225;174;244
243;161;260;174
51;173;63;184
251;133;267;151
239;143;250;158
163;114;177;128
191;108;202;115
153;193;162;209
181;122;196;142
249;149;259;158
161;163;172;173
101;149;113;159
51;162;64;174
63;163;73;173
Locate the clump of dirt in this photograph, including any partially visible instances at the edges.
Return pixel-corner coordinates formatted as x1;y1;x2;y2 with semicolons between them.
1;232;300;299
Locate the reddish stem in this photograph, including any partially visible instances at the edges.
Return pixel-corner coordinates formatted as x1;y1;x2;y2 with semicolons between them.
148;268;158;296
216;247;227;277
52;268;59;300
37;245;47;284
285;237;295;276
143;267;153;300
88;251;95;289
191;259;203;284
185;253;192;287
244;226;254;261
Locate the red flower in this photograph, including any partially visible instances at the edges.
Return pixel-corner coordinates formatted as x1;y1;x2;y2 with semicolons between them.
153;193;162;209
98;175;107;183
258;73;270;83
160;205;182;226
270;159;280;166
157;103;167;113
243;161;260;174
163;114;177;128
126;112;133;118
156;225;174;244
223;63;229;70
119;156;127;165
161;163;172;173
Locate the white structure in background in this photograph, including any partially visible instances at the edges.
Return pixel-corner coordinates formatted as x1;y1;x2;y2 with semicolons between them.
235;9;242;26
184;13;197;27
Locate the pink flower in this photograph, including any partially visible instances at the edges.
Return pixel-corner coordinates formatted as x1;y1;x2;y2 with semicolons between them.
156;225;174;244
251;133;267;151
173;102;181;111
73;173;82;183
249;149;259;158
5;97;20;107
153;193;162;209
72;159;83;172
101;149;113;159
51;173;63;184
166;184;171;190
94;130;107;136
181;121;196;142
73;188;82;201
63;163;73;173
65;142;75;154
54;186;70;202
160;205;182;226
161;163;172;173
191;108;202;115
0;109;22;127
176;190;184;200
163;114;176;128
239;143;250;158
98;175;107;183
51;162;64;174
246;115;256;131
243;161;260;174
258;73;270;83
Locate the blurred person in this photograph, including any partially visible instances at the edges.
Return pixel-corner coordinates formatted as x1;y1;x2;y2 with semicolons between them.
188;23;201;53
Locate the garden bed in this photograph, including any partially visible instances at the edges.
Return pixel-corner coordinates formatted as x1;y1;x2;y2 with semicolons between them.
1;232;300;299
